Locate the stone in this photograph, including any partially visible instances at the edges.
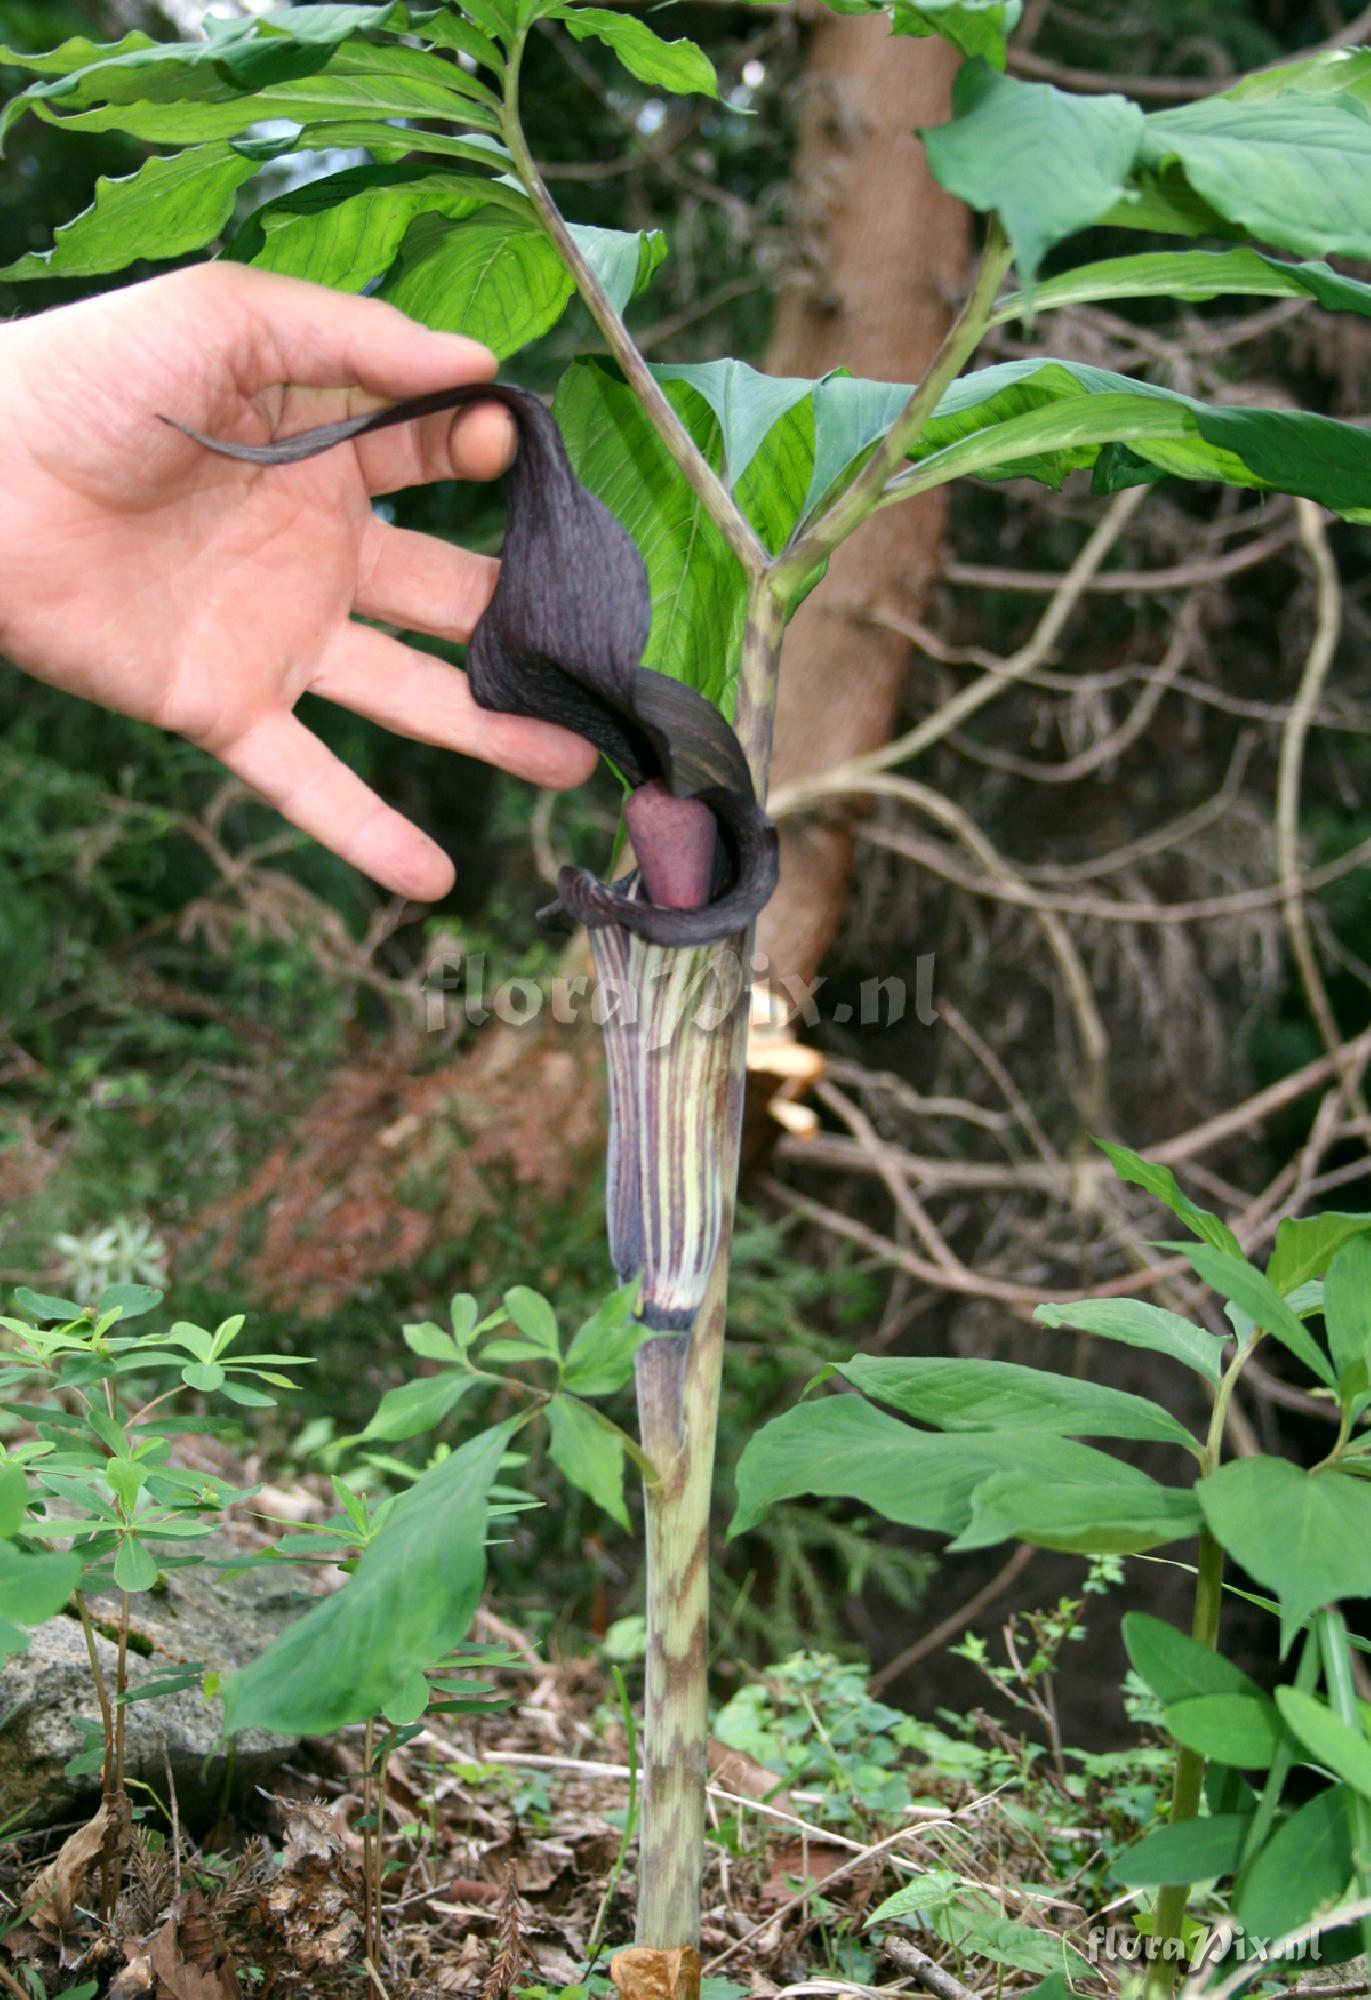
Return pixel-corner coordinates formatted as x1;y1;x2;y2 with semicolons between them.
0;1539;302;1829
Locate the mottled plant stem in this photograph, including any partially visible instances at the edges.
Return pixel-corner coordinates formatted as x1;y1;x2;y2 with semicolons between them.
501;32;766;578
733;580;791;790
632;584;786;1949
633;1259;733;1947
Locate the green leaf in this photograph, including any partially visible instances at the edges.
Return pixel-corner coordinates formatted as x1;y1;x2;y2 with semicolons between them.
502;1287;560;1357
1;4;419;146
804;372;912;519
935;1902;1086;1976
87;1409;131;1457
378;202;666;358
422;8;505;71
1226;48;1371;106
547;1396;628;1528
997;248;1371;325
1174;1243;1335;1387
0;142;260;280
382;1668;431;1726
381;209;570;354
167;1320;214;1361
211;5;415;87
11;1289;82;1324
651;361;818;490
235;118;510;170
459;0;520;45
1270;1214;1371;1297
451;1295;482;1348
96;1283;163;1321
113;1537;159;1594
570;220;668;316
30;51;492;144
1164;1692;1285;1769
891;0;1021;69
0;1466;27;1540
867;1874;1084;1975
362;1370;477;1442
1140;95;1371;265
1095;1140;1243;1256
0;1540;80;1624
554;359;746;707
1236;1784;1354;1938
919;386;1195;490
561;1284;650;1396
950;1467;1202;1555
479;1339;553;1363
838;1354;1197;1449
224;1421;513;1735
909;358;1371;521
1199;1460;1371;1648
1034;1298;1224;1384
1277;1689;1371;1798
730;1395;1169;1539
105;1459;147;1511
0;29;157;76
181;1362;226;1393
230;161;517;289
219;1380;276;1408
865;1871;961;1928
1194;406;1371;526
1123;1612;1264;1705
920;60;1144;284
552;6;718;97
403;1321;463;1364
1326;1237;1371;1392
1112;1813;1250;1887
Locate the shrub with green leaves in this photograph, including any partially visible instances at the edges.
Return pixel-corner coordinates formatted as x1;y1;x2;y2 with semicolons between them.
1;1282;308;1638
736;1146;1371;1974
223;1278;650;1734
0;1281;310;1911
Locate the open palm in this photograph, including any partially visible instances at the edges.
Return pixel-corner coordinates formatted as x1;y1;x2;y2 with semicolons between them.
0;263;595;898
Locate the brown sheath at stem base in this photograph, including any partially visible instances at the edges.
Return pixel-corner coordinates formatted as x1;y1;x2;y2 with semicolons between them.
609;1946;702;2000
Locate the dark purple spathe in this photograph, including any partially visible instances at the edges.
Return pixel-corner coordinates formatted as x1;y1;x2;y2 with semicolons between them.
165;381;778;946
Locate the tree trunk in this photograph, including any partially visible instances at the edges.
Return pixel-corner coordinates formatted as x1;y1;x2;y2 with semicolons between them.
759;22;969;987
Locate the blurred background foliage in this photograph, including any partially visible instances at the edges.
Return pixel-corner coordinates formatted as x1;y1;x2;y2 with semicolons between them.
1;0;1369;1719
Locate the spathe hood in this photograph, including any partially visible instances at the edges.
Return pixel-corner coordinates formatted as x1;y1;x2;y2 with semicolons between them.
169;381;778;944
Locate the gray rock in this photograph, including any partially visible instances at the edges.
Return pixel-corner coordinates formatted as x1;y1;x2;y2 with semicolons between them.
0;1541;304;1829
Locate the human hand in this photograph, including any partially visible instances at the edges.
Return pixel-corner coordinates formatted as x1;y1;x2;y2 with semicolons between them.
0;262;597;899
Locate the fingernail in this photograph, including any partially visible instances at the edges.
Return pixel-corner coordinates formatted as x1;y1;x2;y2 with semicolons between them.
432;331;498;368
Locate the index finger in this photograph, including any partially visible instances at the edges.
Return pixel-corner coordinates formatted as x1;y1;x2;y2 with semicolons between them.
199;262;499;399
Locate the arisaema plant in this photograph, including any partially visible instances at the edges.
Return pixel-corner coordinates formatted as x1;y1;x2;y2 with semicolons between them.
7;0;1371;1979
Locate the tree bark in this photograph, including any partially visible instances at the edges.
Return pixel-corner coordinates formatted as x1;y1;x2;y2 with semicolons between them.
759;22;969;987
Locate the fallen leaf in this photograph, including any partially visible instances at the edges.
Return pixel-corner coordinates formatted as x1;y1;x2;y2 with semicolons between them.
107;1959;156;2000
708;1738;793;1809
146;1913;239;2000
610;1946;702;2000
30;1797;130;1939
761;1839;851;1906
